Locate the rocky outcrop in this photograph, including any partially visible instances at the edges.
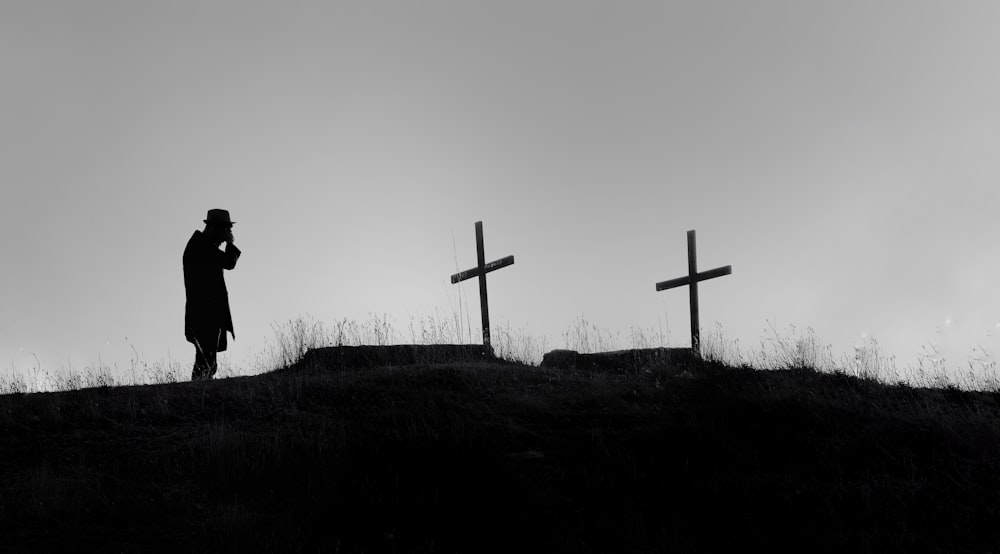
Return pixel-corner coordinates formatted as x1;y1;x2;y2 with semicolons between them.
540;347;695;372
289;344;495;371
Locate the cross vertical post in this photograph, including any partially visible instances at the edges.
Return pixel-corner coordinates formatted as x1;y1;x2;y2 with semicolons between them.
450;221;515;353
656;229;732;358
475;221;490;350
687;230;699;354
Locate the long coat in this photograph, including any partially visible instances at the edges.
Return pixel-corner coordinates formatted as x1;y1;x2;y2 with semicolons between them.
183;230;241;351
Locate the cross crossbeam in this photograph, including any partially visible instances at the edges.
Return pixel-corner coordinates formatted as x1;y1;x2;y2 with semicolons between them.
655;265;732;292
450;255;515;284
655;230;732;357
450;221;515;351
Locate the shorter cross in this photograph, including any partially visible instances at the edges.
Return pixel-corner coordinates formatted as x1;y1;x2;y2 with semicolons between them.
655;229;732;358
450;221;515;351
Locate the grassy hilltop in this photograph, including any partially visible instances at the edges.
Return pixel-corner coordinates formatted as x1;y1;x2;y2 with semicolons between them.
1;350;999;553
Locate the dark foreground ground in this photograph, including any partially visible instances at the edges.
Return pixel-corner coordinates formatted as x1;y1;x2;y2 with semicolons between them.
1;354;999;553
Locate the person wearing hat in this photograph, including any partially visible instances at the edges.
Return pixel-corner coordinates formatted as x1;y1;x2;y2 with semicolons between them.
183;209;241;380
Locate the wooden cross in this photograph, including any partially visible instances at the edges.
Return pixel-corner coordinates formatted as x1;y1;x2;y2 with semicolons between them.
450;221;515;351
655;230;732;357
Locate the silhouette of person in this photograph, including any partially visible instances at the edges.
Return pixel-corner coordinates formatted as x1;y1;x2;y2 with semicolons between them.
183;209;241;380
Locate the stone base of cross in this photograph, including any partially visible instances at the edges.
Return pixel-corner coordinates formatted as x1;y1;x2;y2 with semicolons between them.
655;230;732;358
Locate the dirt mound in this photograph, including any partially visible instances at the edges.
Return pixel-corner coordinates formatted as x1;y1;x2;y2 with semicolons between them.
290;344;495;371
540;347;695;372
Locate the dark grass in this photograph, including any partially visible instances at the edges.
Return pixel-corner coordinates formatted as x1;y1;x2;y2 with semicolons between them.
1;357;999;553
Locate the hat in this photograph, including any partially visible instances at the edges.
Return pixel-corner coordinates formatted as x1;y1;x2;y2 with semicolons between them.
204;209;235;225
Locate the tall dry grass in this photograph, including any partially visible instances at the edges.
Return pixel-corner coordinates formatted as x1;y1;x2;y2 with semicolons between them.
4;311;1000;394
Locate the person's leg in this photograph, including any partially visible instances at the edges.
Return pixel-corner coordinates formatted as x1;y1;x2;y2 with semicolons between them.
205;347;218;379
205;329;221;379
192;339;209;380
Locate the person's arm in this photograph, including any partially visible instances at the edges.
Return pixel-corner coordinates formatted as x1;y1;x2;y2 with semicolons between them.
221;240;241;270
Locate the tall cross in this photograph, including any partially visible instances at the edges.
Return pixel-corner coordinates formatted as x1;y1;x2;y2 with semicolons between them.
655;230;732;357
450;221;515;351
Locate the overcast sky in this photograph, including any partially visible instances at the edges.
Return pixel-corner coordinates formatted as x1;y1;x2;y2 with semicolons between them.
3;1;999;382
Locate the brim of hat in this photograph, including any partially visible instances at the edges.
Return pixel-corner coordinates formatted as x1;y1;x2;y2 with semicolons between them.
204;220;236;225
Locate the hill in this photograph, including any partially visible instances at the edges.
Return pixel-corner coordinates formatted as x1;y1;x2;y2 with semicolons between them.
0;349;998;553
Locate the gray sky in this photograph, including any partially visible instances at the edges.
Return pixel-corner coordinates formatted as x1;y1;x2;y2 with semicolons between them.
3;1;999;380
